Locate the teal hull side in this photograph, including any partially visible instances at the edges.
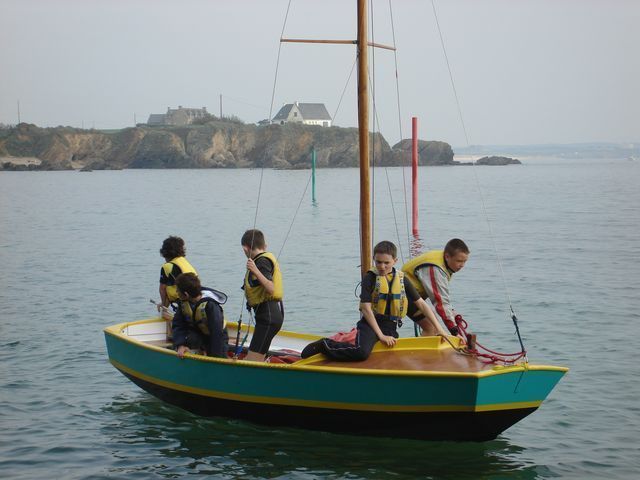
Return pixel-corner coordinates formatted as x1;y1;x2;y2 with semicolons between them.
476;368;566;407
105;332;563;412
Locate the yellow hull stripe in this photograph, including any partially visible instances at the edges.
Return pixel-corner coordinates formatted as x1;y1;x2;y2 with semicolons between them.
110;359;542;413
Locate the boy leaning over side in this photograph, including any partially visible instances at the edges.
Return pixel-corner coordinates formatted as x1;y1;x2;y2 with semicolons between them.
302;240;448;361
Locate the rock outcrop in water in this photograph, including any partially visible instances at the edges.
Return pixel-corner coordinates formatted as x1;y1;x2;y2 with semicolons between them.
475;156;521;165
0;121;459;170
388;139;456;166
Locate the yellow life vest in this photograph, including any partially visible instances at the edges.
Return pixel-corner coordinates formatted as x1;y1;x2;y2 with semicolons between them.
179;295;227;335
401;250;451;297
163;256;197;302
243;252;283;307
369;269;408;323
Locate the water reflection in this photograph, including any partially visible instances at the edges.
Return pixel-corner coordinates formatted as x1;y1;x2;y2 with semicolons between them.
102;393;539;479
409;233;426;258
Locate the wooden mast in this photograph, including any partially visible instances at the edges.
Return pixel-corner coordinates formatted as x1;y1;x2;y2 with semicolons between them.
281;1;386;275
357;0;371;276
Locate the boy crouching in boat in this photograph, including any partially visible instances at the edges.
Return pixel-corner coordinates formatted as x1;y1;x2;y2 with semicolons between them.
172;273;229;359
241;229;284;362
301;241;448;361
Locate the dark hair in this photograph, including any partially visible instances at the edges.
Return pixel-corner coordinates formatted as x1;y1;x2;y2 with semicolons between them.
373;240;397;258
176;272;201;298
444;238;469;256
160;236;186;260
241;229;265;249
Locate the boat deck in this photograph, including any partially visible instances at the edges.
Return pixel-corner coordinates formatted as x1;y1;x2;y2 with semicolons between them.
125;319;505;374
303;347;496;373
144;336;496;374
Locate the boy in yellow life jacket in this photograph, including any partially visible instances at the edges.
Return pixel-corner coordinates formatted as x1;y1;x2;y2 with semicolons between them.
402;238;469;337
159;236;198;307
241;229;284;362
301;241;448;361
171;273;229;359
158;236;198;338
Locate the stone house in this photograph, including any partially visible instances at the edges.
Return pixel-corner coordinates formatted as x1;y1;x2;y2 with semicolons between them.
147;106;209;126
272;102;332;127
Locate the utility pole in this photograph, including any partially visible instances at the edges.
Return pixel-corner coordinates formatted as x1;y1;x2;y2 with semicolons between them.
219;94;223;119
17;100;21;124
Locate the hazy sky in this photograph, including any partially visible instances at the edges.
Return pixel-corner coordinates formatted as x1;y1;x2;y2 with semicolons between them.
1;0;638;146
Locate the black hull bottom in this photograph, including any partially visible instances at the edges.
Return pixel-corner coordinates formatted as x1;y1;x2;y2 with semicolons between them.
120;369;537;442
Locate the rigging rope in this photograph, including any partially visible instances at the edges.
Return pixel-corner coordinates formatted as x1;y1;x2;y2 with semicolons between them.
369;0;377;252
430;0;526;359
277;171;313;259
430;0;470;146
366;1;404;264
269;0;294;122
366;65;406;265
452;316;527;364
387;0;413;261
235;0;294;358
332;58;358;123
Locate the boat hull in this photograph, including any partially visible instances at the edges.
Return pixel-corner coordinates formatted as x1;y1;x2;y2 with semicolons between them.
116;365;537;441
105;321;567;441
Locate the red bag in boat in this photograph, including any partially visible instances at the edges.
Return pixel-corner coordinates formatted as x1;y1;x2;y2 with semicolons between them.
329;328;357;345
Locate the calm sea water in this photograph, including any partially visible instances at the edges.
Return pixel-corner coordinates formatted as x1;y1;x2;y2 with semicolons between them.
1;158;639;479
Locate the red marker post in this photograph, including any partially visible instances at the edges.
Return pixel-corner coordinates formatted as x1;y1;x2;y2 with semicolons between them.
412;116;419;236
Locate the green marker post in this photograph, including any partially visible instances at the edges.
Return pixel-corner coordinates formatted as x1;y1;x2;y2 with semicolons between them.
311;147;317;204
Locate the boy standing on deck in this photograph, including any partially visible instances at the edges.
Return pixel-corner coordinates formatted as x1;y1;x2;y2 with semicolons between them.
301;241;448;361
241;229;284;362
158;236;198;338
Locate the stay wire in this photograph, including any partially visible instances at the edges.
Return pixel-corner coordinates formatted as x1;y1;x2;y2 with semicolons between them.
367;65;406;265
367;16;404;263
430;0;521;349
269;0;293;122
370;0;376;250
332;58;358;124
236;0;293;357
277;171;313;259
430;0;470;146
388;0;413;259
255;0;293;228
367;1;406;264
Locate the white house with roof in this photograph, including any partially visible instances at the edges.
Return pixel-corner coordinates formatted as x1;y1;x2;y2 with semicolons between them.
272;102;332;127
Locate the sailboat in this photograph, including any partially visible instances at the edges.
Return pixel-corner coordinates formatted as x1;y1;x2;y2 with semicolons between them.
104;0;567;441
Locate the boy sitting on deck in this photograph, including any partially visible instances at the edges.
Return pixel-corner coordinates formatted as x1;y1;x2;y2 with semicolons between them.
301;241;449;361
172;273;229;359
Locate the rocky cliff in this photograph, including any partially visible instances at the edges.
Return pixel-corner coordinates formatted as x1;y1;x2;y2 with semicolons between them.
0;122;456;170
